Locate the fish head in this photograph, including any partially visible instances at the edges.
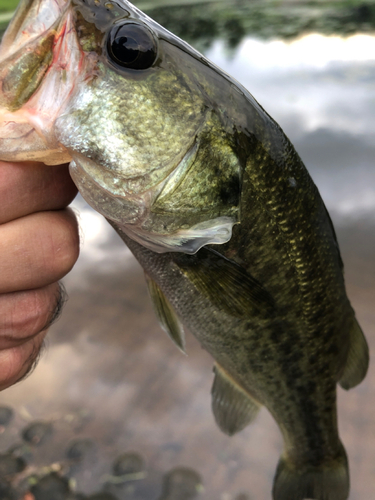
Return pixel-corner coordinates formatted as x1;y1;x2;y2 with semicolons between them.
0;0;252;253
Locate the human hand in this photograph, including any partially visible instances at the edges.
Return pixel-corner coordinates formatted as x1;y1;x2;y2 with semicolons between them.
0;161;79;391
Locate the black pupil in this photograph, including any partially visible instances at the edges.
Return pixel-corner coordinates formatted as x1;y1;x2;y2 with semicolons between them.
108;23;157;70
112;36;139;64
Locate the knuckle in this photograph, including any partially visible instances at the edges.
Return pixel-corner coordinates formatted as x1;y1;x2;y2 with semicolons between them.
0;336;44;391
0;347;26;388
13;293;48;337
0;284;60;346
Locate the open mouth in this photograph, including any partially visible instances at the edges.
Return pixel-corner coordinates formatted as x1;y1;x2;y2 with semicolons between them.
0;0;94;165
0;0;67;59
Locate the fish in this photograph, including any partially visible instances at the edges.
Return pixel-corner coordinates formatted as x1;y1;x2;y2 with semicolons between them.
0;1;369;499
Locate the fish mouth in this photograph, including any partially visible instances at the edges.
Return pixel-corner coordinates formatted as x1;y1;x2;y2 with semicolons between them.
0;0;68;60
0;0;93;165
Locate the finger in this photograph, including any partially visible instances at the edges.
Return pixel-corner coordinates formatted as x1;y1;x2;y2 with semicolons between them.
0;161;77;224
0;328;46;391
0;282;64;350
0;282;66;391
0;209;80;294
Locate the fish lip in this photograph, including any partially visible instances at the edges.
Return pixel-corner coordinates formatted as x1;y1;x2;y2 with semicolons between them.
0;1;91;164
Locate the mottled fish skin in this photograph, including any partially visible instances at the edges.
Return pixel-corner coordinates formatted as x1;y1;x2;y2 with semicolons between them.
109;129;355;499
0;1;369;499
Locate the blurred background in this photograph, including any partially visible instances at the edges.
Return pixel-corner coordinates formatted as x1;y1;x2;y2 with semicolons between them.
0;0;374;499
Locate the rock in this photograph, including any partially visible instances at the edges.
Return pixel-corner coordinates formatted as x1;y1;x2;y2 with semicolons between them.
0;407;14;426
112;452;145;477
30;472;71;500
22;422;53;446
0;453;26;477
66;439;94;461
159;467;203;500
0;480;16;500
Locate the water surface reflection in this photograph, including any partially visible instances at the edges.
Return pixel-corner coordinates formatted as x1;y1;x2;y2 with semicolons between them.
206;33;375;220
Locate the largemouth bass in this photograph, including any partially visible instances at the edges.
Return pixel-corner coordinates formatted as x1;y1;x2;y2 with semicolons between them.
0;1;369;499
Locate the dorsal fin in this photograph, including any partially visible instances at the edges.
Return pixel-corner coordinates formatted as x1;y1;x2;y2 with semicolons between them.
211;364;261;436
174;247;276;319
339;316;369;390
145;273;186;354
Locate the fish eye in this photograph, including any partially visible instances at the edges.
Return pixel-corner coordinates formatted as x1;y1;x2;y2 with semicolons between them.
107;22;157;70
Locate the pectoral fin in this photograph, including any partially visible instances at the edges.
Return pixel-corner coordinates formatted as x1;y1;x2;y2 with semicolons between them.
339;317;369;390
175;247;275;318
211;364;261;436
145;273;186;354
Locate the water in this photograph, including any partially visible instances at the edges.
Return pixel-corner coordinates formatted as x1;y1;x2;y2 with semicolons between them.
0;1;374;499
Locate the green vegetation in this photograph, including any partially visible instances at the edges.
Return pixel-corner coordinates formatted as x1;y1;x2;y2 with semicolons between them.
0;0;19;13
0;0;18;32
1;0;375;42
147;1;375;51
